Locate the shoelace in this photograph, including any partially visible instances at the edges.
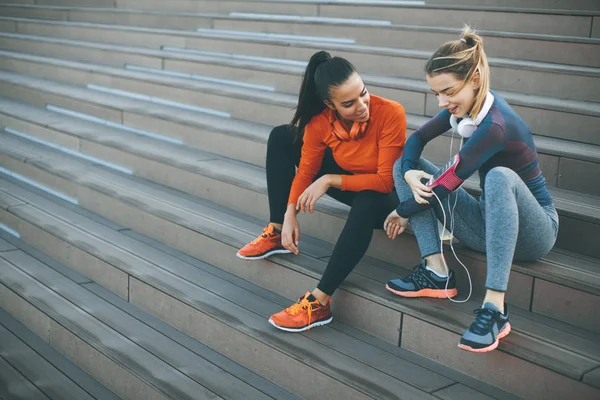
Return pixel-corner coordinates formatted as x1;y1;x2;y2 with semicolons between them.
286;297;317;329
470;308;498;335
251;226;276;244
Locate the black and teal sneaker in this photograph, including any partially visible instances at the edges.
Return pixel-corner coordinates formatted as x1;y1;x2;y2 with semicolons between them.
386;259;457;298
459;302;511;353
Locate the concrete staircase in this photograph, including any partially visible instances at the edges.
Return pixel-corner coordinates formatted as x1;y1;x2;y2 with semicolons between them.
0;1;599;399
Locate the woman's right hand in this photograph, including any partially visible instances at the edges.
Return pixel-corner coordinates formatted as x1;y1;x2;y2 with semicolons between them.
404;170;434;205
281;212;300;255
384;209;409;240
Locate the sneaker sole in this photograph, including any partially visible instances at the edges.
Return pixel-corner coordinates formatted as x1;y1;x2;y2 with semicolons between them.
458;322;512;353
385;284;458;299
236;249;292;260
268;316;333;333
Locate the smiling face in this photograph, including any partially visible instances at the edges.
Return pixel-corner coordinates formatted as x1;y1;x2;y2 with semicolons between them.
326;72;370;123
427;72;479;118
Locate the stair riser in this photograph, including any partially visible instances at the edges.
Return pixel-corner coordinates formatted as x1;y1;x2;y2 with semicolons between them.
35;0;115;6
319;6;594;38
119;0;321;16
422;0;600;11
0;35;165;69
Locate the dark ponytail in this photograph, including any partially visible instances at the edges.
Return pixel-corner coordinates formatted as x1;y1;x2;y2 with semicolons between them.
290;51;356;141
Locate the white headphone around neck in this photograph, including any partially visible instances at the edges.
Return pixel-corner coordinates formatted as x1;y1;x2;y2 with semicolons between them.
450;91;495;138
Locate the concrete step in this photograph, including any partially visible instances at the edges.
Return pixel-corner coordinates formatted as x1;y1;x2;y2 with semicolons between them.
0;145;598;399
0;7;599;67
4;0;599;13
0;101;599;331
0;177;523;400
427;0;600;11
0;232;305;400
1;16;598;102
0;0;115;6
0;305;122;400
118;0;600;14
0;70;598;254
1;49;598;149
1;0;599;37
0;31;596;104
0;57;599;199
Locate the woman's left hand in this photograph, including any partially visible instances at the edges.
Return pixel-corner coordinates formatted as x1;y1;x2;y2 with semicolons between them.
297;176;330;213
384;209;409;240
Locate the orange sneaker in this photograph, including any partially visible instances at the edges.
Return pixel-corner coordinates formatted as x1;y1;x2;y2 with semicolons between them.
269;292;333;332
236;224;291;260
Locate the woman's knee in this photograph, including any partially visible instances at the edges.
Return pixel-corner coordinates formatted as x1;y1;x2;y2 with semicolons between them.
344;191;384;230
393;157;437;184
393;156;405;183
267;124;295;149
393;157;414;199
485;166;518;188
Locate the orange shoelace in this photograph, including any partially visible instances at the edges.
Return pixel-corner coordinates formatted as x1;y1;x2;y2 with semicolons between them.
286;297;316;329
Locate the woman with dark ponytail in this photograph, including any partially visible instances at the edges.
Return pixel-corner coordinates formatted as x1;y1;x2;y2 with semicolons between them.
384;27;559;352
237;51;407;332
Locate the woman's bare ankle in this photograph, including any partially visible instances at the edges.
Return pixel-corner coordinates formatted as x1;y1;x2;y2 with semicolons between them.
311;289;330;306
424;254;448;276
483;290;506;314
270;222;283;231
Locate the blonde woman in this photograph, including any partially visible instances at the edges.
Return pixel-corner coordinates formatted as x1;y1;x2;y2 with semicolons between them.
384;27;559;353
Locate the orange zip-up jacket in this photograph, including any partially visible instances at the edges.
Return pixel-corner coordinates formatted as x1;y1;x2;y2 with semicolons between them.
288;95;406;206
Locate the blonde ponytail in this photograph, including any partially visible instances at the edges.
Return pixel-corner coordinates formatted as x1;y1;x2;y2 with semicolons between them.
425;26;491;119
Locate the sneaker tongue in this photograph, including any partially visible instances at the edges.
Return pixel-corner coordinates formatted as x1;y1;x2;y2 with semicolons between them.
306;293;317;302
482;302;500;313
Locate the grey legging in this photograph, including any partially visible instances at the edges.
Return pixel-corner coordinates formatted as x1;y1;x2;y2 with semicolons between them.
394;157;559;292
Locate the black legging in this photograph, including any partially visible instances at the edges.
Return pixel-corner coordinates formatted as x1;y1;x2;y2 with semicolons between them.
266;125;399;295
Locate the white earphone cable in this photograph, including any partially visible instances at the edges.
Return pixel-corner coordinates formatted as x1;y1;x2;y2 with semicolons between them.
433;135;472;303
